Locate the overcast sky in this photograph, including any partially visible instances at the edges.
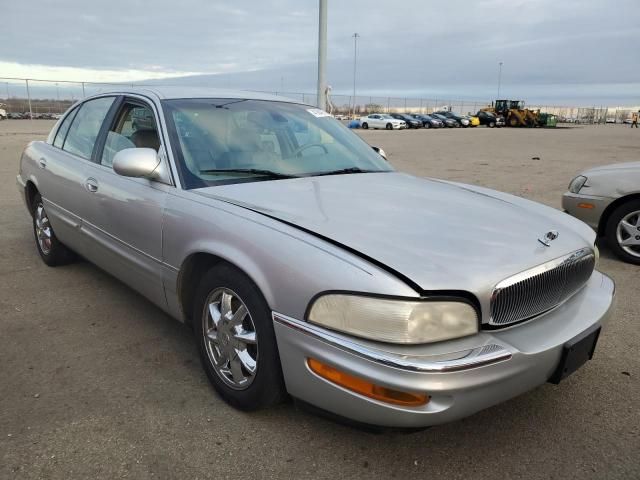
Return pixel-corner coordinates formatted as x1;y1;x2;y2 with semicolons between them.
2;0;640;105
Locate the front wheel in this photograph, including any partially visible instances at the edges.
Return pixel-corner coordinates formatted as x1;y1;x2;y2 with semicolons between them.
194;264;286;410
32;193;75;266
386;123;392;130
361;122;368;129
605;200;640;265
489;121;496;128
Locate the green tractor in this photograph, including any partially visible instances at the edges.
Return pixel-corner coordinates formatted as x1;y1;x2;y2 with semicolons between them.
537;112;558;128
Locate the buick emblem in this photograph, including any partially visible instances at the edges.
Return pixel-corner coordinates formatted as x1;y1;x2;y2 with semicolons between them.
538;230;559;247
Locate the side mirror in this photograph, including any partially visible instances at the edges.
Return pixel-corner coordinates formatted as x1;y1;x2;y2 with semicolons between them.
113;148;160;179
372;146;387;160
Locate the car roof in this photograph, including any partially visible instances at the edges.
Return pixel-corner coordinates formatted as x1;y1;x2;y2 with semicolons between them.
89;86;303;104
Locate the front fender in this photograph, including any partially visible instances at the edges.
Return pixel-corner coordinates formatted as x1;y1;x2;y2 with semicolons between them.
162;192;418;322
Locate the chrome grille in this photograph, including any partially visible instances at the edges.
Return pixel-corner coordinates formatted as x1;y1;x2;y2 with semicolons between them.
489;248;595;326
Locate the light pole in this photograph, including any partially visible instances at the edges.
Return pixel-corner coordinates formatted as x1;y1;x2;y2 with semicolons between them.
316;0;328;110
351;32;359;118
497;61;503;99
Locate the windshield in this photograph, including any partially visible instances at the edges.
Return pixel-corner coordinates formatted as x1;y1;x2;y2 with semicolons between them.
163;99;393;188
381;114;395;119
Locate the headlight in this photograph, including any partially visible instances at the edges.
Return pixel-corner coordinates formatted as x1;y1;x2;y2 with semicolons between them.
568;175;587;193
308;294;478;344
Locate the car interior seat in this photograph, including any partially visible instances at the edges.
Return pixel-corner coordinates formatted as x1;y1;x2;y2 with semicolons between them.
130;129;160;151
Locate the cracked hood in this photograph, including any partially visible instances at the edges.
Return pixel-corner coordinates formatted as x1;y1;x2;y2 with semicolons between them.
194;172;595;294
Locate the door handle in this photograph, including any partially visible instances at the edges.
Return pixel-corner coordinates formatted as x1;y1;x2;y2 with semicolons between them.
38;158;47;169
85;177;98;193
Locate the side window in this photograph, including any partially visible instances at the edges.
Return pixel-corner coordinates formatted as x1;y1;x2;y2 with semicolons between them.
63;97;115;160
101;102;160;168
52;108;77;148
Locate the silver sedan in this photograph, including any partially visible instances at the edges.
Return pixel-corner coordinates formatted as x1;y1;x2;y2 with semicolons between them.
17;87;614;429
563;162;640;265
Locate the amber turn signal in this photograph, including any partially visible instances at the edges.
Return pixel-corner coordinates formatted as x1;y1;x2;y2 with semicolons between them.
307;358;429;407
578;202;595;209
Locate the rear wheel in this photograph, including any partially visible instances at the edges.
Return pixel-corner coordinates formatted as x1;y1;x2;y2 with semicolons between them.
386;123;392;130
509;115;520;127
194;264;287;410
32;193;75;266
362;122;368;129
605;200;640;265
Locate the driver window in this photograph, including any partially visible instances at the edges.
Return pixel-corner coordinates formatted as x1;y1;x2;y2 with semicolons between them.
101;102;160;168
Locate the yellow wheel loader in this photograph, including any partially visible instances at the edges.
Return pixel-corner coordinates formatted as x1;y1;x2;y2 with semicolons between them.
489;100;541;127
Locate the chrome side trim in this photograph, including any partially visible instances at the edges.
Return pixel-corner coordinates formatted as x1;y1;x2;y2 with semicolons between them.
273;312;512;373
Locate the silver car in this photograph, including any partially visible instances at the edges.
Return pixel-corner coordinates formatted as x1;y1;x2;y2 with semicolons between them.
563;162;640;265
17;88;615;428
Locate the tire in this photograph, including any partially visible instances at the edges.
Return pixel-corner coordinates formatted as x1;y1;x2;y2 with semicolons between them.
489;121;496;128
32;193;75;266
424;122;431;129
194;263;287;410
362;122;368;129
386;123;392;130
509;116;519;127
605;200;640;265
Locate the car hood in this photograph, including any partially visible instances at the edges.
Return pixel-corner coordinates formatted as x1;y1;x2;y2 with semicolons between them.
193;172;594;295
582;161;640;174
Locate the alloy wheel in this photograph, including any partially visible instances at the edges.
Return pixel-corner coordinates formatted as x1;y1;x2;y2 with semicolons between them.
35;202;52;255
202;287;258;390
616;210;640;258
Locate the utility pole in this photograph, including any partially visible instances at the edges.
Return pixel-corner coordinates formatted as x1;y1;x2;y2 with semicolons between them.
25;79;33;125
316;0;328;110
497;61;503;99
352;32;360;118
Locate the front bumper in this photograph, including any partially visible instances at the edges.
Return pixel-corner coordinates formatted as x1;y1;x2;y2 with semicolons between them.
273;271;615;428
562;192;611;230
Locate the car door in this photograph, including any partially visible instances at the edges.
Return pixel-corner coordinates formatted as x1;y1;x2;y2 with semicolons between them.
367;114;379;128
79;96;172;309
38;97;117;256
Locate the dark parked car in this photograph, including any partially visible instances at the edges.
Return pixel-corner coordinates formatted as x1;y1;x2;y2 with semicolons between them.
430;113;458;128
435;111;471;127
411;114;443;128
390;113;422;129
476;111;505;128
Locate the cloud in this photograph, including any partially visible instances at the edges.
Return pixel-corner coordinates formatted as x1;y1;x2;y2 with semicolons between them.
2;0;639;104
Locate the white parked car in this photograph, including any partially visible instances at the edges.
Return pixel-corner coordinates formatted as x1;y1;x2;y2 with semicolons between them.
360;114;405;130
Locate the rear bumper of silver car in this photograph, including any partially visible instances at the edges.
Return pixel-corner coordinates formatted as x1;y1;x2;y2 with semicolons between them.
16;174;28;211
273;271;615;428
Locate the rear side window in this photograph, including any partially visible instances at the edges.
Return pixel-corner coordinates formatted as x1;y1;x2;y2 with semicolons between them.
63;97;115;160
53;109;77;148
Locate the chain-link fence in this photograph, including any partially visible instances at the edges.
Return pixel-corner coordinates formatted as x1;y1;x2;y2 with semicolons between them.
1;77;638;124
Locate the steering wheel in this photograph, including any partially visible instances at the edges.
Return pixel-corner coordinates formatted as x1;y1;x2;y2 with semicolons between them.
291;143;328;158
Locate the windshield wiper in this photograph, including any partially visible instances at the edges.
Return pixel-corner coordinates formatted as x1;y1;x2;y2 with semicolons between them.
308;167;384;177
199;168;298;179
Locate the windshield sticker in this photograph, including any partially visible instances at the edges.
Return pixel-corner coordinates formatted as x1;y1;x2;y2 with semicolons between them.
307;108;332;118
